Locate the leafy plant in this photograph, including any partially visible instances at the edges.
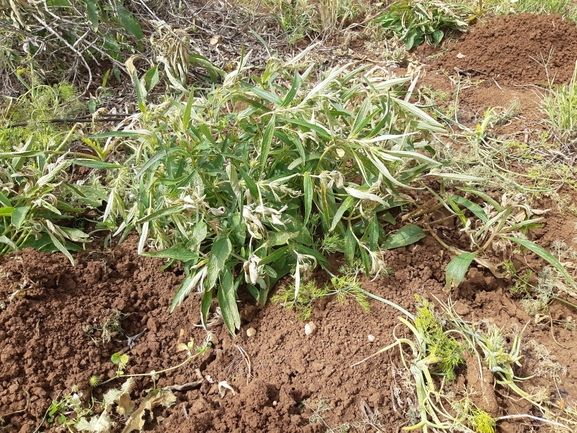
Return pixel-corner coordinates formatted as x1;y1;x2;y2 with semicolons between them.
99;49;452;333
376;0;470;50
0;84;119;264
42;388;95;431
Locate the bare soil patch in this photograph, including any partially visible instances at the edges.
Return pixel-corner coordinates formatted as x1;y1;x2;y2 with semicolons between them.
2;11;577;433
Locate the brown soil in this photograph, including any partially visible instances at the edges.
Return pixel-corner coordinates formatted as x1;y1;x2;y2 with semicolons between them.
432;13;577;86
2;11;577;433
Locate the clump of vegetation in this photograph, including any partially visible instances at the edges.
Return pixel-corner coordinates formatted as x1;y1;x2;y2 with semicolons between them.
413;296;465;380
541;62;577;143
99;49;453;333
483;0;577;22
272;275;369;320
354;296;577;432
375;0;471;50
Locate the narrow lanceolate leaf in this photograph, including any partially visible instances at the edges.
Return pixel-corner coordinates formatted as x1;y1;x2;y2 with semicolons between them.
137;221;149;255
259;116;275;173
0;235;18;251
344;187;389;207
303;172;313;225
344;226;357;265
183;88;195;127
136;205;186;224
171;265;208;311
115;4;144;39
205;237;233;290
71;159;123;169
505;237;577;288
391;96;445;132
244;83;282;105
46;231;75;266
350;98;372;138
450;195;488;223
445;252;477;290
145;248;198;263
281;72;303;107
217;268;241;333
171;274;196;311
301;63;350;105
383;224;425;249
330;196;355;232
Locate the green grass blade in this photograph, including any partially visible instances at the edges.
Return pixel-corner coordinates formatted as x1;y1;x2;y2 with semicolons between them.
144;248;198;262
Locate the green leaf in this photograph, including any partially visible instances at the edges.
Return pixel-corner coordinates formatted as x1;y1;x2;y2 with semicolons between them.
450;195;488;223
303;172;313;225
137;206;186;224
82;0;100;30
431;29;444;46
145;248;198;262
46;230;75;266
171;267;206;311
142;65;160;92
72;159;123;169
505;237;577;288
183;89;195;127
445;252;477;290
260;246;290;266
244;83;282;105
281;72;303;107
200;289;213;326
383;224;425;249
0;235;17;251
344;226;356;265
0;206;14;217
205;237;232;290
267;231;296;247
115;4;143;39
259;116;275;173
330;196;355;232
217;268;241;333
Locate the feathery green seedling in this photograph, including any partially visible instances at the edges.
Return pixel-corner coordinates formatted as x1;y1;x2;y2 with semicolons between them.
272;275;369;320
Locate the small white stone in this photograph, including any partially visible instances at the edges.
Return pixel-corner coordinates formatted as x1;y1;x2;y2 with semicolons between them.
367;334;376;343
246;327;256;337
304;322;317;335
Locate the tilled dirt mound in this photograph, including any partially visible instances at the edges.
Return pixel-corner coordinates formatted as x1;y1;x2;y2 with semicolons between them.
433;13;577;85
1;212;577;433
